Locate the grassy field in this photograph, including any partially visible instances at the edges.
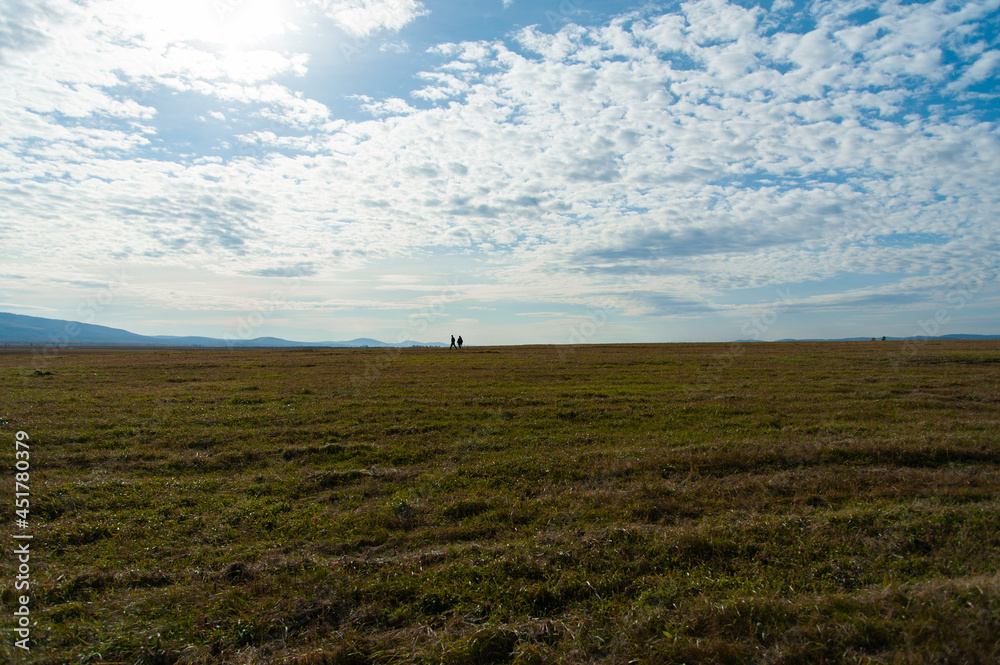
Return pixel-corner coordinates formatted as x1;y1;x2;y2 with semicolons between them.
1;340;999;664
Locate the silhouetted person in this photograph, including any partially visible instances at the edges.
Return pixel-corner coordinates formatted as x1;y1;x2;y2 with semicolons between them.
450;335;456;349
457;335;463;349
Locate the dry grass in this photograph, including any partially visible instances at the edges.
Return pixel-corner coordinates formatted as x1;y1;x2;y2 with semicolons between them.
0;340;998;663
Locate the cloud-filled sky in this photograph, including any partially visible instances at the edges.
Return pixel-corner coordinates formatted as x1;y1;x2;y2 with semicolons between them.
1;0;998;344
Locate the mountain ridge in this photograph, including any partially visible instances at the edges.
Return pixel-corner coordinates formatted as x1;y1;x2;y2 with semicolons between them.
0;312;447;348
2;312;999;347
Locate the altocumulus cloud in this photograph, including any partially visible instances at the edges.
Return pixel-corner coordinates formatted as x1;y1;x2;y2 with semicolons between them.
0;0;998;343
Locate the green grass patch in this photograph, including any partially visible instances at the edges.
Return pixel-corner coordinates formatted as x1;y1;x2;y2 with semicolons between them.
0;341;998;663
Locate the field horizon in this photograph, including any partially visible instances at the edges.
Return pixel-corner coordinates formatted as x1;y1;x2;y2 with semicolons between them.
5;310;1000;350
2;340;999;664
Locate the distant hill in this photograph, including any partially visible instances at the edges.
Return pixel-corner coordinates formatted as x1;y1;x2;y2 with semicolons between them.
0;312;447;348
2;312;998;348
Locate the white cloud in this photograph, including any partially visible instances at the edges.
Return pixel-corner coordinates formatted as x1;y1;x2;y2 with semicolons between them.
311;0;429;38
380;40;410;54
788;29;844;69
681;0;762;44
951;49;1000;89
356;96;417;117
1;0;998;342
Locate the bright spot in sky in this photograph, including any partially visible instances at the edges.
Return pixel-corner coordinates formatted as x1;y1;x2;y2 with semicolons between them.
130;0;288;47
214;0;289;47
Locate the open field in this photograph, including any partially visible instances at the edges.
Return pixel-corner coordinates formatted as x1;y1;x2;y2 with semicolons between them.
1;341;999;664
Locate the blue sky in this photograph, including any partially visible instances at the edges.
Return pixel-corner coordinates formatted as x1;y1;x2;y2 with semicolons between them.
1;0;998;344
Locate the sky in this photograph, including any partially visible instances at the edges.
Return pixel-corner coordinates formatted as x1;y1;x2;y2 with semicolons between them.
1;0;998;345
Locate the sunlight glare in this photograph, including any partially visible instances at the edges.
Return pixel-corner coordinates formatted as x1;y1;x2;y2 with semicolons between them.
131;0;288;48
215;0;289;48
